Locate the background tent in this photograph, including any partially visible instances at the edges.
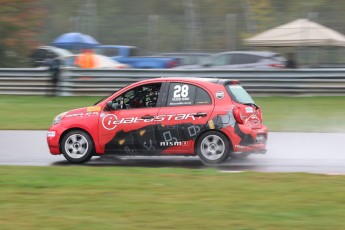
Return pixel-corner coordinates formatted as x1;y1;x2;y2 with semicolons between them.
244;18;345;47
52;32;100;50
244;19;345;67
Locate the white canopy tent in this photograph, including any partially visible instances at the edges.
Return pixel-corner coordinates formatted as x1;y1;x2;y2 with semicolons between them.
244;18;345;47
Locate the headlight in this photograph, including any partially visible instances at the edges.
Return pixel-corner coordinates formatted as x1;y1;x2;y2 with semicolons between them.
52;112;67;125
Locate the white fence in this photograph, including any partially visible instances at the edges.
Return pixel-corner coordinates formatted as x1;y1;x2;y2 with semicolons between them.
0;67;345;96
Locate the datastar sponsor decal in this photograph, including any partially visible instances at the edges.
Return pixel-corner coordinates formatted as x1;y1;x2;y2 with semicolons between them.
102;113;197;130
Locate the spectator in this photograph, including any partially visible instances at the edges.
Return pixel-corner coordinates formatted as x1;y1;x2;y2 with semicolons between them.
285;53;298;69
46;55;61;96
75;49;97;68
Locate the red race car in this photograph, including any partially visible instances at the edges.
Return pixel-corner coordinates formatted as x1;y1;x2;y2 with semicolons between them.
47;77;267;165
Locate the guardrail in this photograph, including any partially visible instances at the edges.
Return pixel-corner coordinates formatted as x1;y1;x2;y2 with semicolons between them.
0;67;345;96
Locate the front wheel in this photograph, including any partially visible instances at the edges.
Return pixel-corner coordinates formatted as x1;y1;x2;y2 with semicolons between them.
61;130;94;163
196;131;230;165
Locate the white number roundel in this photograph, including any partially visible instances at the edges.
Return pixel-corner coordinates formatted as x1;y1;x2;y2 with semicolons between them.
173;84;189;98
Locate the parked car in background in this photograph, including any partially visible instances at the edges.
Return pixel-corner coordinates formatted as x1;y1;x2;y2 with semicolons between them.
175;51;286;69
97;45;179;69
61;54;131;69
29;46;73;67
153;52;211;66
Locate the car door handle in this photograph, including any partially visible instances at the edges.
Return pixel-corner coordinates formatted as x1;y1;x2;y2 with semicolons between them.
141;115;154;119
193;112;207;117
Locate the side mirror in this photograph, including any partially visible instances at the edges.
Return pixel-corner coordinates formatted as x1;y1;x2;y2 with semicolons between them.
202;62;211;67
106;101;117;110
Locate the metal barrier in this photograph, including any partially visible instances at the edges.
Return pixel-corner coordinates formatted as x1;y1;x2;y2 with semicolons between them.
0;68;51;95
0;67;345;96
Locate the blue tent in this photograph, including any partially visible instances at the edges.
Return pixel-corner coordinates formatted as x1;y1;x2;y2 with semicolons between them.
52;32;99;50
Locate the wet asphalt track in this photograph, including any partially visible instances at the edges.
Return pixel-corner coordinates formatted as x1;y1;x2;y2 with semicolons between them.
0;130;345;174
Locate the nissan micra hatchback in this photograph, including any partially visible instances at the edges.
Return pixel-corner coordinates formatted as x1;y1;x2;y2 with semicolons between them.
47;77;268;165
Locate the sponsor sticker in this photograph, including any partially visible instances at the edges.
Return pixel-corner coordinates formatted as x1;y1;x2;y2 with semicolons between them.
235;145;246;149
87;106;101;112
65;112;99;118
160;141;188;147
208;120;215;129
47;131;56;137
216;91;224;99
245;107;254;113
102;114;118;130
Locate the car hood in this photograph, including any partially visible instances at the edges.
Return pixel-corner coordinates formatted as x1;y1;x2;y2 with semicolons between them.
63;106;102;119
173;64;204;69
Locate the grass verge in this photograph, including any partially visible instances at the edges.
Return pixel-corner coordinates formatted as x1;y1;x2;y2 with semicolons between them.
0;95;344;132
0;166;345;230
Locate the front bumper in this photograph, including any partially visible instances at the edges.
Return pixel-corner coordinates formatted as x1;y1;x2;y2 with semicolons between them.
46;128;63;155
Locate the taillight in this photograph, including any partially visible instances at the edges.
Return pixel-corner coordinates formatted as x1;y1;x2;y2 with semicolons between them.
268;63;284;68
117;64;129;69
256;108;263;121
167;60;177;68
233;107;244;124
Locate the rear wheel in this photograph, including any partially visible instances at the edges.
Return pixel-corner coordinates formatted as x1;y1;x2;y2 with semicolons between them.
61;130;94;163
196;131;230;165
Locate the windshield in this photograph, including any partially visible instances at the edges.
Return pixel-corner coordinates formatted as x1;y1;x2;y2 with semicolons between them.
93;90;118;105
226;85;255;104
52;47;73;57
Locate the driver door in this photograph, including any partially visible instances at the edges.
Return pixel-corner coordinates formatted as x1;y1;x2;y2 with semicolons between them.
98;83;162;154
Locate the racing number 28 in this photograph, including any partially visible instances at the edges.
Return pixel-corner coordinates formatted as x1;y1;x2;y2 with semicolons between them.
173;84;189;98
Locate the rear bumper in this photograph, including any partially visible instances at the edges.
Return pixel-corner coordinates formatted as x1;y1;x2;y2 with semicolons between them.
233;142;267;153
232;124;268;153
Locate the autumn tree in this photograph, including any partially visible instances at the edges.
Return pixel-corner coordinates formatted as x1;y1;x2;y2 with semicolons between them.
0;0;46;67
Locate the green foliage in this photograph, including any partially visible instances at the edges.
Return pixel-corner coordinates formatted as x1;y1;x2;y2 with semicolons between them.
1;166;345;229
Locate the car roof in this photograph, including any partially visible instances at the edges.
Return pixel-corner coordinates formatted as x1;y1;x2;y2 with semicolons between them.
36;46;74;57
216;50;280;57
156;52;211;56
139;77;237;86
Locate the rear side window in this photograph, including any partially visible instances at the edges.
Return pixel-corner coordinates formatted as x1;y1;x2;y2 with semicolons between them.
195;87;211;105
100;48;119;57
232;54;262;64
208;54;232;66
226;84;254;104
167;83;211;106
271;54;286;62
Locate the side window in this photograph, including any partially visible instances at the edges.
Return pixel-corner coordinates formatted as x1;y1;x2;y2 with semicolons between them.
129;47;138;56
31;49;48;60
113;83;161;109
233;54;261;64
167;83;211;106
210;54;231;66
167;83;196;106
195;87;211;105
101;48;119;57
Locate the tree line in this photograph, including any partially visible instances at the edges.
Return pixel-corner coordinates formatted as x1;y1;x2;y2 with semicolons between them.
1;0;344;67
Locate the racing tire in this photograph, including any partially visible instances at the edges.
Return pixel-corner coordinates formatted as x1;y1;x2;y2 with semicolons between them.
229;152;251;159
196;131;230;165
61;130;94;163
